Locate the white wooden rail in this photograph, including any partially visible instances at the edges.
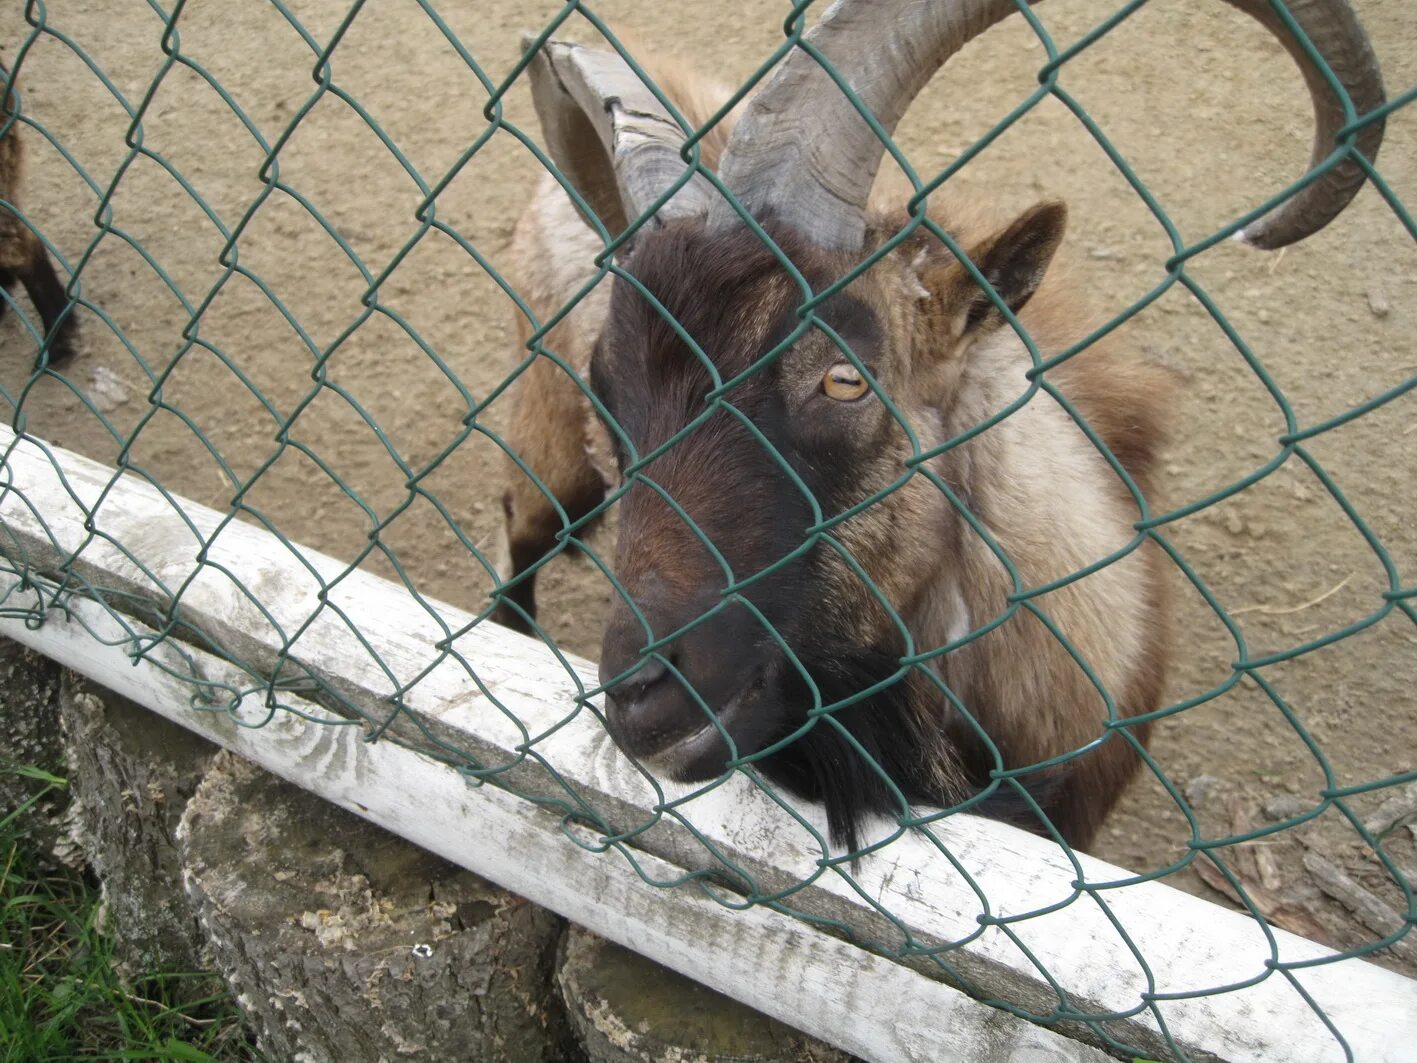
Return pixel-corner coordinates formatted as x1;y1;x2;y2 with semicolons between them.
1;422;1414;1063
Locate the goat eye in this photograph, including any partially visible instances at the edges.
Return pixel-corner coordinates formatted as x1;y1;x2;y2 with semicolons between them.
822;363;869;402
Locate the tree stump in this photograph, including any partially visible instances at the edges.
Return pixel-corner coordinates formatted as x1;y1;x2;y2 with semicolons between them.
58;671;216;974
557;924;853;1063
178;751;572;1063
0;636;75;867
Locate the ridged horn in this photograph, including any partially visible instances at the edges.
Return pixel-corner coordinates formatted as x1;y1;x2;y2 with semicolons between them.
523;34;715;235
710;0;1385;251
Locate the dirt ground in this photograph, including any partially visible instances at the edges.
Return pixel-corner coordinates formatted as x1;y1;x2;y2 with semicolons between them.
2;0;1414;978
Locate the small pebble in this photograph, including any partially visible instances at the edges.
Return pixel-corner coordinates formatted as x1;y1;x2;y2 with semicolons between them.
1263;794;1311;821
1366;287;1390;319
1186;775;1221;807
88;366;130;414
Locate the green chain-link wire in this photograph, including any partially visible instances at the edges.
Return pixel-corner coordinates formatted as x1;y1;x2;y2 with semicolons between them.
0;1;1412;1059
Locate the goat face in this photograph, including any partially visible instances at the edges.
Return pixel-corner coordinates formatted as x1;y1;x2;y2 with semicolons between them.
592;204;1068;810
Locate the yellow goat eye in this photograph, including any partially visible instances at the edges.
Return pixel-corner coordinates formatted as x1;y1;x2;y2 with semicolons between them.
822;363;870;401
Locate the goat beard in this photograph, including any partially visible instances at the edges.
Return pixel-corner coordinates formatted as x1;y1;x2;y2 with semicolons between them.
753;645;964;852
754;644;1045;854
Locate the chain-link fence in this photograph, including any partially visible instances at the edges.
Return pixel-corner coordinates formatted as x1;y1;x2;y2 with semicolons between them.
1;1;1414;1059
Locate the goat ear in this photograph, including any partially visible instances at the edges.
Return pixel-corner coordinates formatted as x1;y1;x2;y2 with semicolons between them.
525;37;630;236
931;200;1068;339
524;36;714;239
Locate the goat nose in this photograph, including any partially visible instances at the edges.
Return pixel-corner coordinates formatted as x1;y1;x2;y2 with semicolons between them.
613;654;670;695
598;576;678;689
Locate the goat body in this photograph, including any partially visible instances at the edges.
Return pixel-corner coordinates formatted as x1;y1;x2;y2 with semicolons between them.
1;69;78;369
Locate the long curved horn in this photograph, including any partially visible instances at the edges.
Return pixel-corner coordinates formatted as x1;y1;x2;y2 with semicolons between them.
523;35;715;235
710;0;1385;252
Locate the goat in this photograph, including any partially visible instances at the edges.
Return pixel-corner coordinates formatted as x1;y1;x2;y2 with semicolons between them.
496;0;1384;851
0;65;78;369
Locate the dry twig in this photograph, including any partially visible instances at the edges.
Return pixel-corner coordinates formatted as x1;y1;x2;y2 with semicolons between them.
1302;851;1417;966
1232;576;1352;617
1364;783;1417;839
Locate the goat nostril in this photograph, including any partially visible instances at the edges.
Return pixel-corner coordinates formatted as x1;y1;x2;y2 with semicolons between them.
623;654;669;693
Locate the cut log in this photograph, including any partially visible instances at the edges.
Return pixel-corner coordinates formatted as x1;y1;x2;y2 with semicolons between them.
0;635;73;866
557;923;852;1063
58;670;216;974
178;751;573;1063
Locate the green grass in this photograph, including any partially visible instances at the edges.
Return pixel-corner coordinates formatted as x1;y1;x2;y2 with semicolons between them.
1;766;259;1062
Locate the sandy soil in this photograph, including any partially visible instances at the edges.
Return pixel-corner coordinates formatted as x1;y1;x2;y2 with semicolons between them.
2;0;1413;975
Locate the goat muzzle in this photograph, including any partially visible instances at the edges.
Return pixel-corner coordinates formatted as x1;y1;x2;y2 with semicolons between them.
598;587;783;780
